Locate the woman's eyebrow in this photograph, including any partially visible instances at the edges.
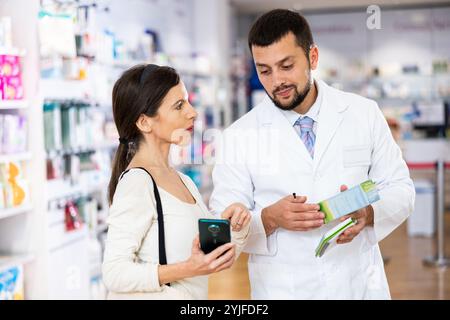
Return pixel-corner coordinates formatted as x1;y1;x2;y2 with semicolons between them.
171;99;185;107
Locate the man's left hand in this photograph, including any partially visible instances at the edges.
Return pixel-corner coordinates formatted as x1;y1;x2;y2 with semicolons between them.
336;185;374;244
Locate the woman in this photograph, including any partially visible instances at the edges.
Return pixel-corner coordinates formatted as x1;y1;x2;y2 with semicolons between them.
102;64;251;299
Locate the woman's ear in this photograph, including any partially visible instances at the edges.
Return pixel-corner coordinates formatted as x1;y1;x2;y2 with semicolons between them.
135;114;153;134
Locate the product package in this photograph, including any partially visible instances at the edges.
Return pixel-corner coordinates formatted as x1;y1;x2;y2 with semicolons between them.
43;100;62;151
0;77;4;100
315;217;356;258
0;55;21;77
0;182;5;209
0;114;3;153
0;264;24;300
0;54;23;100
1;115;27;153
0;162;29;208
320;180;380;224
2;76;24;100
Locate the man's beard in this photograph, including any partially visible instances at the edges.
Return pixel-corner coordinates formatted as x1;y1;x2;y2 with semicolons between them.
268;73;312;111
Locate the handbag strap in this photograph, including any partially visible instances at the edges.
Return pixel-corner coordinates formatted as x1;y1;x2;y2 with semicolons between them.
119;167;168;268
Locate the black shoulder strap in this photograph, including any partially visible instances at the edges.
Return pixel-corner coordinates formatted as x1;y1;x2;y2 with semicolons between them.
120;167;169;268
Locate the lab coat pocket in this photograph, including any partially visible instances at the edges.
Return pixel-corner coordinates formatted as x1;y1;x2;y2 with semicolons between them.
247;262;294;299
343;145;371;167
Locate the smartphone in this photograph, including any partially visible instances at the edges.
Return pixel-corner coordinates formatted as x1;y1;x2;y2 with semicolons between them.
198;219;231;254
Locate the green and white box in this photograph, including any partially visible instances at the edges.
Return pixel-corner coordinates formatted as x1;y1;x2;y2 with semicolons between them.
319;180;380;224
315;217;356;257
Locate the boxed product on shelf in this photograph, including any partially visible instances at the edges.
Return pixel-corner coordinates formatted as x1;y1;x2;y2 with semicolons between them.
46;157;64;180
0;114;3;154
61;101;77;149
0;77;4;100
0;114;27;154
2;76;24;100
0;182;5;209
44;99;115;152
0;264;24;300
43;100;62;151
0;54;21;77
0;162;29;208
65;200;83;232
0;16;13;48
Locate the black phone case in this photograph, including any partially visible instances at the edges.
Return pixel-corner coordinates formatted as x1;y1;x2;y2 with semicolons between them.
198;219;231;254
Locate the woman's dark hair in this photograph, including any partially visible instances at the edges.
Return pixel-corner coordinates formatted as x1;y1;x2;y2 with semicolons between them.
108;64;180;204
248;9;314;59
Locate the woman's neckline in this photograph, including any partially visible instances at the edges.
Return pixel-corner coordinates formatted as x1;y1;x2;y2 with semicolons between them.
127;167;198;206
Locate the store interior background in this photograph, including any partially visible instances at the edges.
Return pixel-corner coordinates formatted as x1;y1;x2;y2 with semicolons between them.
0;0;449;300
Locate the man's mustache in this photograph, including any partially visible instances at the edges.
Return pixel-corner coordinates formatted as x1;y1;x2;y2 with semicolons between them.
273;85;295;95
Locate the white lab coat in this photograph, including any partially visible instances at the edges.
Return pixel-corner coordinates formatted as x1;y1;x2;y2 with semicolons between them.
209;80;415;300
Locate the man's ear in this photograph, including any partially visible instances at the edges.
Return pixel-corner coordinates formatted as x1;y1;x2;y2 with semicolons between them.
309;45;319;71
135;114;152;134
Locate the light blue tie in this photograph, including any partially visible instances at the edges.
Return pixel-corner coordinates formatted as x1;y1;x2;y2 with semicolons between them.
294;116;316;158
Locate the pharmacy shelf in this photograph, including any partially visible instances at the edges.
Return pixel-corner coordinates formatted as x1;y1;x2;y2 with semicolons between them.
0;152;32;163
95;141;118;150
96;59;215;78
0;253;35;270
48;224;88;252
96;59;146;69
0;204;33;220
40;78;94;100
178;68;215;78
0;47;26;56
0;99;28;110
47;176;108;202
46;144;116;158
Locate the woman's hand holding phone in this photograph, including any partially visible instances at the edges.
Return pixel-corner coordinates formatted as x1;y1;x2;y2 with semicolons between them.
221;203;251;232
184;235;236;276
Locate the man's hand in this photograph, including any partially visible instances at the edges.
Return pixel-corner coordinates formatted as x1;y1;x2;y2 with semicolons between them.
261;194;324;236
336;185;374;244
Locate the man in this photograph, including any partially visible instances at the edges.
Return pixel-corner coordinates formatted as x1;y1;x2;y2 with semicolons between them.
209;9;414;299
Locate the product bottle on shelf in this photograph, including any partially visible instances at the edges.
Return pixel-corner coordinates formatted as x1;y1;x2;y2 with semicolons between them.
64;200;83;231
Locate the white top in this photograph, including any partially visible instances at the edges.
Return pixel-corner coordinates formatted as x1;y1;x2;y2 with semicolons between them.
102;168;249;300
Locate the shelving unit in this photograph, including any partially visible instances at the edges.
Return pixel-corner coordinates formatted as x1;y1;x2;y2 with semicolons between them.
0;152;32;163
0;21;35;300
0;100;28;110
0;253;35;270
0;0;232;300
0;204;33;220
0;47;26;56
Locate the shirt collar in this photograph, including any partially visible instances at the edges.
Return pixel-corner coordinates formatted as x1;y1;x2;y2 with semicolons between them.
281;79;322;126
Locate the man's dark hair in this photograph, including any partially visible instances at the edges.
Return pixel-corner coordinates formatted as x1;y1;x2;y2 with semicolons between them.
248;9;314;58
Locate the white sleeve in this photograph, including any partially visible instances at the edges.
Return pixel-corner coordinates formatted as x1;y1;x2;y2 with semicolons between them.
209;129;277;256
181;172;251;259
367;102;416;243
102;170;164;293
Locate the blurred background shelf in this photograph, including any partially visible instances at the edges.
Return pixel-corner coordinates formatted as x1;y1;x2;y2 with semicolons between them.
0;204;33;220
0;100;28;110
0;152;32;163
0;253;35;270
